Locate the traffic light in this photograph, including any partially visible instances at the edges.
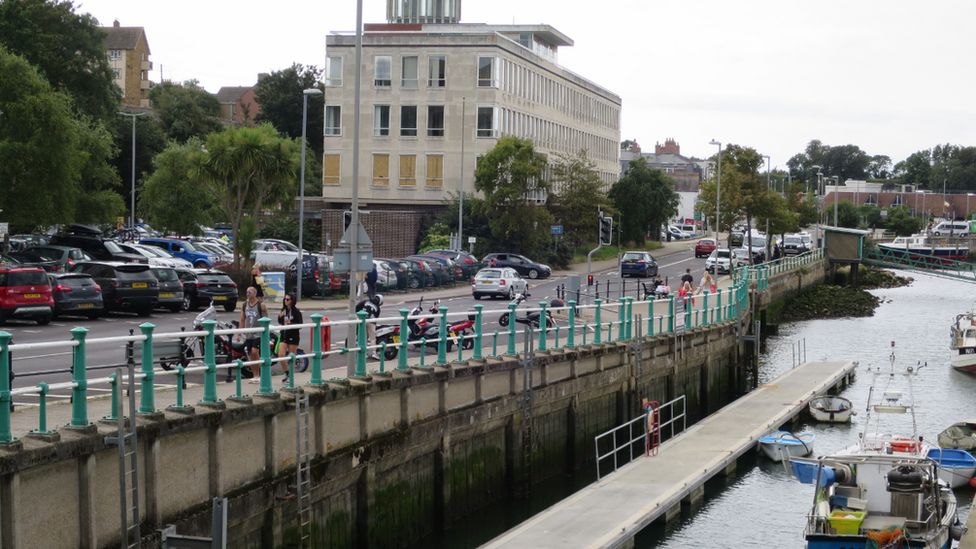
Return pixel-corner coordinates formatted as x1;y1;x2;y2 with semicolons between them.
587;274;594;286
599;215;613;245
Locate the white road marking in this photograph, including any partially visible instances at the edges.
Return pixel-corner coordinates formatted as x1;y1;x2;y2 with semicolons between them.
23;330;41;334
659;257;696;268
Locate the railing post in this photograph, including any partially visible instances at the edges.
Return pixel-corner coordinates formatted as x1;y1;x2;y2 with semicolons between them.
507;303;517;354
310;314;324;385
398;308;409;370
356;310;368;377
174;367;186;409
667;296;675;333
648;298;655;337
567;300;576;348
684;296;692;331
437;305;448;365
626;297;634;340
138;323;156;414
234;359;244;399
201;320;218;405
258;318;274;395
617;298;625;340
473;304;484;360
717;288;723;322
103;372;119;422
703;291;710;326
287;353;296;389
0;332;12;444
538;301;548;351
594;299;603;344
68;327;91;428
33;382;51;435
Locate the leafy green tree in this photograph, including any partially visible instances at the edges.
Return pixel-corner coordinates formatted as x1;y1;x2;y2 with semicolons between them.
139;138;216;235
788;140;874;188
257;216;321;251
698;145;768;252
867;155;892;180
885;205;925;236
473;136;553;257
609;157;679;244
893;150;931;188
620;139;640;152
254;64;324;157
149;80;222;143
858;204;883;229
437;192;492;255
550;151;612;249
73;116;125;223
418;222;451;252
834;202;860;228
0;0;119;121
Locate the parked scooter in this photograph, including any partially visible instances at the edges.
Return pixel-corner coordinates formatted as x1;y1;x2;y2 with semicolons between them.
498;293;555;330
376;298;472;359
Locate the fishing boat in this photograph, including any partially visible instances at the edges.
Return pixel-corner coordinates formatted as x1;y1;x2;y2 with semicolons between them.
877;233;969;261
758;430;815;460
937;419;976;451
948;312;976;373
809;395;854;423
925;447;976;489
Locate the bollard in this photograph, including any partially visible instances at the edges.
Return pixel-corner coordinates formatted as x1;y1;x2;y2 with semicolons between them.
380;343;387;373
355;310;368;377
287;353;296;389
667;296;675;333
684;296;692;331
473;304;484;360
420;338;427;368
567;300;577;348
648;298;654;336
0;332;12;444
175;366;186;408
33;382;51;435
703;291;710;326
103;372;119;422
70;327;90;427
201;319;218;404
594;299;603;344
626;297;634;340
457;335;463;362
310;314;324;385
138;323;157;414
235;359;244;399
717;289;723;322
492;331;499;357
617;298;625;340
258;318;274;395
398;308;409;371
437;306;448;365
538;301;548;351
507;303;517;355
554;324;561;349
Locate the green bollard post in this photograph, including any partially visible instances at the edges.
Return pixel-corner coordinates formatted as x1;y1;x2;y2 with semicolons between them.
258;318;274;395
69;327;90;427
310;314;324;385
235;359;244;398
648;298;655;336
103;372;119;422
538;301;548;351
437;305;448;365
201;319;218;404
0;332;12;443
35;382;51;434
420;338;427;368
567;300;576;348
667;297;675;333
379;343;387;373
473;304;484;360
356;310;368;377
398;308;409;371
287;353;296;389
457;336;463;362
626;297;634;340
507;303;517;355
594;299;603;344
617;299;625;341
138;323;156;414
684;296;692;331
492;331;498;357
717;289;723;322
175;366;185;408
703;291;710;326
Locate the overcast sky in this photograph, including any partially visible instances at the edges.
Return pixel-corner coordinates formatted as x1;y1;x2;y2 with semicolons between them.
77;0;975;169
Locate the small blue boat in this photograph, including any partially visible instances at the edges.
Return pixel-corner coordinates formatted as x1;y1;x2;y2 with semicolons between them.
758;430;815;460
926;447;976;489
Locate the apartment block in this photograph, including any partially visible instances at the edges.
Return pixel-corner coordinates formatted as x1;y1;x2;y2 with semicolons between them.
101;20;152;108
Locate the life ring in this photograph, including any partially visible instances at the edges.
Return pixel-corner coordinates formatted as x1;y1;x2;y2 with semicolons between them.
889;437;920;453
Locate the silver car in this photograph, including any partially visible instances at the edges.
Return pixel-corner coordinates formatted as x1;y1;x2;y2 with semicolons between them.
472;267;528;300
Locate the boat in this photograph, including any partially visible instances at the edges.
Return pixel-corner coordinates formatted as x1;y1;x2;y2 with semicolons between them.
949;313;976;373
758;430;815;460
937;419;976;451
877;233;969;261
926;447;976;489
809;395;854;423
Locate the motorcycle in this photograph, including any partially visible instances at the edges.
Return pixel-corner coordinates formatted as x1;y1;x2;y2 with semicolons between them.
498;293;555;331
376;298;473;360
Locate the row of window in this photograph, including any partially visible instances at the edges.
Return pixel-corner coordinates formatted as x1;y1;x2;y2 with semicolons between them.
326;55;449;89
323;153;444;188
324;105;498;138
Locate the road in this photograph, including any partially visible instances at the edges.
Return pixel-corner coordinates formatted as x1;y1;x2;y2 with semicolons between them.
3;245;709;403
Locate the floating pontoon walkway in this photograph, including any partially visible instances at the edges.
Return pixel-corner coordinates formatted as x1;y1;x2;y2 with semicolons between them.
483;361;857;549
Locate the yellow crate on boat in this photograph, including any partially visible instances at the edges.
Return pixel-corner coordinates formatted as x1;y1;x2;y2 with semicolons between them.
828;510;866;535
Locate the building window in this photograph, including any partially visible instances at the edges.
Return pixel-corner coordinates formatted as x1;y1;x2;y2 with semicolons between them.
325;106;341;136
477;106;497;138
109;49;122;60
401;56;418;89
324;154;340;186
372;154;389;186
478;56;497;87
865;194;878;206
426;154;443;187
399;155;416;186
400;105;417;137
373;105;390;136
428;55;446;87
374;55;392;87
112;69;121;79
892;194;903;206
326;56;343;87
427;105;444;137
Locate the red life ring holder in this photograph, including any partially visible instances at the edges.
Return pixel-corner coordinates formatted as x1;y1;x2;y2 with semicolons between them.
889;437;920;453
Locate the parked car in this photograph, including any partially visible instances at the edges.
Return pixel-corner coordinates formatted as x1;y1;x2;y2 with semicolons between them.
666;226;691;240
47;272;103;319
7;250;62;272
729;231;745;248
150;267;184;313
391;258;429;289
22;245;90;271
481;253;551;279
175;268;238;312
140;238;215;269
372;259;399;290
417;253;464;281
780;235;809;256
426;250;481;279
70;261;159;316
50;224;145;263
117;242;190;269
376;258;409;290
705;249;742;274
619;251;659;278
732;246;766;264
408;256;453;285
694;239;717;258
0;266;53;324
472;267;528;300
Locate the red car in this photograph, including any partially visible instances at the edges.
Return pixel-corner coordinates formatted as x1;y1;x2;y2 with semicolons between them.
694;238;717;258
0;266;54;325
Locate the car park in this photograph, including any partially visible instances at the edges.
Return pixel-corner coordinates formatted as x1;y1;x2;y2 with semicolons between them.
48;272;103;319
140;238;216;268
71;261;159;316
694;238;717;258
417;253;464;281
175;268;238;312
481;253;551;279
619;251;659;278
472;267;528;300
705;249;742;274
50;224;145;263
0;266;54;324
150;267;184;312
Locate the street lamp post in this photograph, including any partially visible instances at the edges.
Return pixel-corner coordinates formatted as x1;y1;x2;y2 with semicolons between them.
296;88;323;304
118;111;147;228
762;155;771;259
833;176;840;227
347;0;365;377
457;97;466;251
709;139;722;243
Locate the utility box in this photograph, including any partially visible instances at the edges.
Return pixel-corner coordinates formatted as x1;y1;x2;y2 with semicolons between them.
332;221;374;273
566;273;581;302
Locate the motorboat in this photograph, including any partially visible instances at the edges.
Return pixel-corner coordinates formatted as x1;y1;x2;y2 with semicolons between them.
809;395;854;423
877;233;968;261
925;447;976;489
758;430;815;461
937;419;976;451
949;312;976;373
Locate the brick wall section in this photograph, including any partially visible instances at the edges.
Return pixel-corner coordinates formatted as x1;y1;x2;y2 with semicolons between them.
321;208;436;258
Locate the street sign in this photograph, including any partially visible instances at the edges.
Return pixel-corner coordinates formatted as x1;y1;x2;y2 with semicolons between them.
550;225;563;235
468;236;476;244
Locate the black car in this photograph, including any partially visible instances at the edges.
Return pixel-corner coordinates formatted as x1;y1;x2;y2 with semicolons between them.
70;261;158;316
407;256;452;285
150;267;185;313
176;268;238;312
51;225;145;263
48;272;104;319
481;253;551;279
7;250;61;272
396;258;431;289
427;250;481;279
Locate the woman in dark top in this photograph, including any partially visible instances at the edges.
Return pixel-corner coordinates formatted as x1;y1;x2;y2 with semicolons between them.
250;264;264;298
276;293;302;375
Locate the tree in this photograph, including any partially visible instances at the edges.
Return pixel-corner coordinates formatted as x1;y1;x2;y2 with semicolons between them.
834;202;860;228
620;139;641;152
140;138;217;235
473;136;552;257
788;140;874;187
885;205;925;236
437;192;493;256
0;0;119;121
73;115;126;223
254;64;324;157
867;155;892;180
893;150;931;188
202;124;300;266
697;144;768;252
149;80;223;143
550;151;612;249
609;158;680;244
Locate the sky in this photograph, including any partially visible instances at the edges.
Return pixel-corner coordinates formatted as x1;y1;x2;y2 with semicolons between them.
76;0;976;169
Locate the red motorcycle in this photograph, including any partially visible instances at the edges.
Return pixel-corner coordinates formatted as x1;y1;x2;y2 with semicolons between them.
375;299;475;359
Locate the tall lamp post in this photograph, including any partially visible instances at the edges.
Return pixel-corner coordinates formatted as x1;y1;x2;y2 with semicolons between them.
762;154;771;259
296;88;323;304
118;111;147;228
832;176;840;226
709;139;722;242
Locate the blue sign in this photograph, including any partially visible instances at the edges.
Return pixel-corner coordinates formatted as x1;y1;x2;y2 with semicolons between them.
551;225;564;235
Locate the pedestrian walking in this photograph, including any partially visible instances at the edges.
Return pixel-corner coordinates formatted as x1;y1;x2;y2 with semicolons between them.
250;264;265;299
699;270;717;294
240;287;268;382
355;294;383;360
681;268;694;286
277;293;302;383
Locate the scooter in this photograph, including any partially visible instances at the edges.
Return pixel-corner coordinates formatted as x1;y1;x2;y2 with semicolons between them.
376;298;468;359
498;293;554;330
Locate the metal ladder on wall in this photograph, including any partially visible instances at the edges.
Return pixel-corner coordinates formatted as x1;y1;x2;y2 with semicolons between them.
519;329;535;494
295;391;312;548
106;364;141;549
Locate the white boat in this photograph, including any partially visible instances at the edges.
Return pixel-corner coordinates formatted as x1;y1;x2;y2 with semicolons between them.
938;419;976;451
877;233;969;261
926;447;976;489
949;313;976;373
758;430;815;460
808;395;854;423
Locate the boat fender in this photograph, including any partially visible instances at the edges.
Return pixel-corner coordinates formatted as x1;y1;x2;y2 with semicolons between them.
969;477;976;489
950;520;967;541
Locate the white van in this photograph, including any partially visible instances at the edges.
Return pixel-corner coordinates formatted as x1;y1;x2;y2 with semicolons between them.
676;223;697;236
932;221;971;236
